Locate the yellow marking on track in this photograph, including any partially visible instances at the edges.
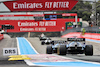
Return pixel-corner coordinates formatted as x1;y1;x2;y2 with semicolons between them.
9;55;27;58
8;55;31;61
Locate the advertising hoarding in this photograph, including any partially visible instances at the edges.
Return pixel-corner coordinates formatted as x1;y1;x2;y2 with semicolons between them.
0;19;80;32
4;0;78;11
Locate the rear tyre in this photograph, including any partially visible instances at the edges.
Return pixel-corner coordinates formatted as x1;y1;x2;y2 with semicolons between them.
40;39;42;41
46;46;52;54
85;45;93;56
57;45;66;55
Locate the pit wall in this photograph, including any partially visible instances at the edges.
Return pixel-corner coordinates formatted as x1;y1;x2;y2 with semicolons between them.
0;34;4;40
61;32;100;40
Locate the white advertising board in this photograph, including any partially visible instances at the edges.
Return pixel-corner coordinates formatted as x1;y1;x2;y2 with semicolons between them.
3;48;17;56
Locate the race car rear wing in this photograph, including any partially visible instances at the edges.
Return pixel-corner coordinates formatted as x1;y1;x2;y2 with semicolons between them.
51;40;67;45
67;38;85;42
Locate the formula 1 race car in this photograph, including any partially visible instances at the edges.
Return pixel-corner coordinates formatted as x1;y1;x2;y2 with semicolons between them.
46;38;93;56
39;36;51;41
41;38;52;45
46;40;67;54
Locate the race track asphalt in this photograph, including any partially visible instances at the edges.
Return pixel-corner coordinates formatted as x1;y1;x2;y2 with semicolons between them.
0;34;100;67
0;35;27;67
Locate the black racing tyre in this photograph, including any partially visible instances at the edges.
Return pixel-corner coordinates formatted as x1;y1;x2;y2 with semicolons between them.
57;45;66;55
51;41;54;45
41;42;44;45
46;45;52;54
85;45;93;56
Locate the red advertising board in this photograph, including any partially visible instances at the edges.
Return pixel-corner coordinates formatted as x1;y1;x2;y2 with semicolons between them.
4;0;78;11
0;19;80;32
0;14;44;17
62;13;77;16
0;13;77;17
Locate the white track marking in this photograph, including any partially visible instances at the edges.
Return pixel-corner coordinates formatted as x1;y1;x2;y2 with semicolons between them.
16;37;38;66
16;38;21;55
24;37;39;54
24;60;36;66
23;37;39;65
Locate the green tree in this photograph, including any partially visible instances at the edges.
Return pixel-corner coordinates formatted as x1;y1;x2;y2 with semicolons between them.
96;0;100;22
72;1;92;21
57;1;100;21
96;0;100;13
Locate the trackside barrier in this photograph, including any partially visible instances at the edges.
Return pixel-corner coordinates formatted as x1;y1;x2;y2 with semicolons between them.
61;32;100;40
0;34;4;40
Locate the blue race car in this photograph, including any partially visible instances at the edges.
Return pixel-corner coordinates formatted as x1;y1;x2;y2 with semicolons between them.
46;38;93;56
